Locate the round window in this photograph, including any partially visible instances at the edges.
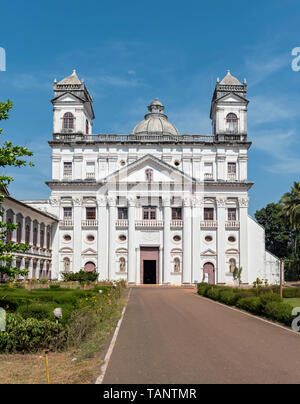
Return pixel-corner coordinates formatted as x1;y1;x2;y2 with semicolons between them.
173;235;181;242
63;234;71;242
120;160;126;166
174;160;180;167
86;234;95;242
119;234;127;242
228;236;236;243
205;235;213;242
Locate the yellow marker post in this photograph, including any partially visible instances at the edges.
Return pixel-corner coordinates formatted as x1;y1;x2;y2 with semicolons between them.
44;349;50;384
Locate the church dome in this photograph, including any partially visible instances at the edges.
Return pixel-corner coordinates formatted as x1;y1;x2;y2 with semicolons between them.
132;99;179;136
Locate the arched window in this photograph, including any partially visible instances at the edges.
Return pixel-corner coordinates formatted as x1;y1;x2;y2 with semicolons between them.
25;224;30;244
119;257;126;272
145;168;153;182
33;227;37;247
40;229;44;248
226;113;238;133
63;257;70;272
6;218;12;242
16;221;22;243
174;258;180;273
84;261;96;272
63;112;74;129
86;119;89;135
229;258;236;273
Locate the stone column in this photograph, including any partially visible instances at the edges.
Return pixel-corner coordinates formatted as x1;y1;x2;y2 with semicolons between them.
162;197;171;284
183;197;192;284
28;258;33;279
239;197;249;284
97;196;107;280
73;197;82;272
108;196;117;280
50;197;60;279
128;197;136;284
216;198;226;284
192;197;202;283
21;216;26;244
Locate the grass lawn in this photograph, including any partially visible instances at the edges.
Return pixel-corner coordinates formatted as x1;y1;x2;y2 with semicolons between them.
0;282;127;383
284;298;300;308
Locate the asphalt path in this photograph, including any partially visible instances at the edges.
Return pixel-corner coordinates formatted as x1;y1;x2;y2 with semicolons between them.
102;287;300;384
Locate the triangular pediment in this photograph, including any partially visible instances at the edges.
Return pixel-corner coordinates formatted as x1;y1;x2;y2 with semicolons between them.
105;154;195;184
201;249;217;256
217;92;248;104
51;92;85;104
82;248;97;255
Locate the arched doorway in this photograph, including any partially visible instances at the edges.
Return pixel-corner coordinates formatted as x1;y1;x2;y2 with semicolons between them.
84;261;96;272
203;262;215;284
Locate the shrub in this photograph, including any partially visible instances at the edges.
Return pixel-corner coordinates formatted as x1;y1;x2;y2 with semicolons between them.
264;302;294;326
62;270;98;284
197;283;210;296
206;287;221;301
219;290;237;306
282;288;298;298
259;293;282;307
237;297;263;315
17;304;54;321
0;313;66;353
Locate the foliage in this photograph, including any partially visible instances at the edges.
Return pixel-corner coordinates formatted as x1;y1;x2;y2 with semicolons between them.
197;283;297;327
0;280;127;353
61;270;99;284
233;266;243;286
255;203;293;258
0;313;66;353
0;101;34;280
264;302;294;326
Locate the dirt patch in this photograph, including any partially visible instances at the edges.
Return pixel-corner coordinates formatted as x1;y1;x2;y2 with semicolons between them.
0;350;101;384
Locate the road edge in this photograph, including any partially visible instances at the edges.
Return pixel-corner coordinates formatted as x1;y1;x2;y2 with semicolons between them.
95;287;132;384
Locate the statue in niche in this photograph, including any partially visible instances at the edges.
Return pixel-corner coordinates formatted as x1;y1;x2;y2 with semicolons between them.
120;257;126;272
229;258;236;273
174;257;180;273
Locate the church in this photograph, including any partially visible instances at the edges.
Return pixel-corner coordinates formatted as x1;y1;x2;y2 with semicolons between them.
24;69;280;285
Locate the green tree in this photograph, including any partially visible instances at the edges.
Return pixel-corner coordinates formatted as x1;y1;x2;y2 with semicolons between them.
254;203;292;258
0;100;33;280
280;181;300;256
233;266;243;287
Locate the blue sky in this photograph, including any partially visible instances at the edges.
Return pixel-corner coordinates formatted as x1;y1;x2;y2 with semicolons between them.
0;0;299;216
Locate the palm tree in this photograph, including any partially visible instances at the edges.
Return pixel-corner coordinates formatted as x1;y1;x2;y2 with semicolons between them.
280;181;300;255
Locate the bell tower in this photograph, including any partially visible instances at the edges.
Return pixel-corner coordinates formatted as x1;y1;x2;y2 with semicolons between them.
51;69;95;135
210;70;248;140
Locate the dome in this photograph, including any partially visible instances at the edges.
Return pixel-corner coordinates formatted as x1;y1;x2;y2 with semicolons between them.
132;98;179;136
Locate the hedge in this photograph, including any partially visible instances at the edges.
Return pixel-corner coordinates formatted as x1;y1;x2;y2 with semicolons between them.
197;283;297;328
236;297;263;315
264;302;294;326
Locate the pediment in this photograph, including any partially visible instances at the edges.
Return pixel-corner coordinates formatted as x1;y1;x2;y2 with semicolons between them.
226;248;239;254
218;92;248;104
59;247;73;253
106;154;195;185
116;248;128;254
201;249;217;256
51;92;85;104
82;248;97;255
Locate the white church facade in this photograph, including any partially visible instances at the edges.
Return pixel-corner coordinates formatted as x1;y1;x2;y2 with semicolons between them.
24;69;280;285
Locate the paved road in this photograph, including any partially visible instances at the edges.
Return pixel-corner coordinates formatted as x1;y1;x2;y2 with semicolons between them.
102;287;300;384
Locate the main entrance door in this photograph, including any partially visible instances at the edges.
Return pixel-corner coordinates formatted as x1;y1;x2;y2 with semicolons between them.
140;247;159;284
